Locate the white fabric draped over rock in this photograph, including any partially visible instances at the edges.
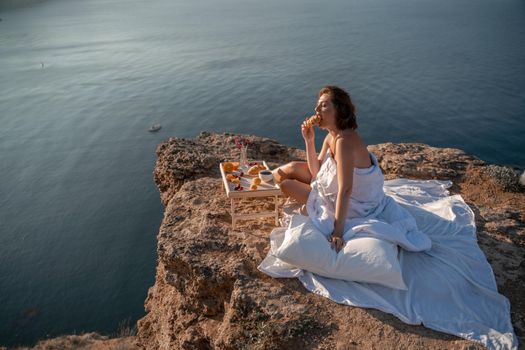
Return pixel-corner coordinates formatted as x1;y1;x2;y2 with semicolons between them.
258;149;518;349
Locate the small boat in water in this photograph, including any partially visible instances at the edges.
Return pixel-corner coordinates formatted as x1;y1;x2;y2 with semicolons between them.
149;124;162;132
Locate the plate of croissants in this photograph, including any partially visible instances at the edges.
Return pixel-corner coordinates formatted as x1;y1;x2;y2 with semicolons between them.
222;161;270;191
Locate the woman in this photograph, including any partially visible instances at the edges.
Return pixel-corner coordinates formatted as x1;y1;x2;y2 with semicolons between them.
261;87;517;349
272;85;383;253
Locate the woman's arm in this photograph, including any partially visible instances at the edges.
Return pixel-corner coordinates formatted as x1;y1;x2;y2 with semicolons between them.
305;134;331;181
316;134;331;165
332;137;355;238
305;140;319;180
301;116;331;181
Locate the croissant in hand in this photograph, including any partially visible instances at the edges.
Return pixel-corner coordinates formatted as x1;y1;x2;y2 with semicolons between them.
304;114;321;128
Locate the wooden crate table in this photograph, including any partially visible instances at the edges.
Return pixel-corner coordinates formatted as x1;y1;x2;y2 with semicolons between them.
219;161;282;229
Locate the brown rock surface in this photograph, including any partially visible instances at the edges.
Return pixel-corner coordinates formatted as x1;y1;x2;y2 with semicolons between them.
137;131;524;349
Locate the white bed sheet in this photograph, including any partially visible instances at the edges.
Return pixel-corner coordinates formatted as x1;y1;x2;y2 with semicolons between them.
258;178;518;350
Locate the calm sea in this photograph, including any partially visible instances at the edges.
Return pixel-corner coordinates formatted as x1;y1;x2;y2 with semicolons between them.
1;0;524;346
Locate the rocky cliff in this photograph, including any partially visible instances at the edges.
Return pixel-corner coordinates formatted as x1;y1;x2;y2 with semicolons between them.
136;131;524;349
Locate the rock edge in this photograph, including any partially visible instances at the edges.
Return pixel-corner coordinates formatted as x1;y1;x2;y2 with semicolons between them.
136;132;524;350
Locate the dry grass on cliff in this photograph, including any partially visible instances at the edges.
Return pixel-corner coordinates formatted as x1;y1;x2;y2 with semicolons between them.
6;334;139;350
5;319;139;350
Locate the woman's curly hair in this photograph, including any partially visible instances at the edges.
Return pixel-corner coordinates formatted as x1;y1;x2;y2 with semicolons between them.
319;85;358;130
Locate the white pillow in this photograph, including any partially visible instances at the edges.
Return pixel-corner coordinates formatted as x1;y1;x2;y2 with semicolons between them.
274;215;407;290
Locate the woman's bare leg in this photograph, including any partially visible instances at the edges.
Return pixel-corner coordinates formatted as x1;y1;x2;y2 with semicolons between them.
280;179;311;204
271;161;312;204
272;161;312;184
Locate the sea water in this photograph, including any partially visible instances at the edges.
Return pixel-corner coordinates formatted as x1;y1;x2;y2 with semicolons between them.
1;0;524;346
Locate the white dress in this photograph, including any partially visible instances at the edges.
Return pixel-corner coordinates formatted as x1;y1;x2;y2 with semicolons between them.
306;150;387;236
304;150;431;251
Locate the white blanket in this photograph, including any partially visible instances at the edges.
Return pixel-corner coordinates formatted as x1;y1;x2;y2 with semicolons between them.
258;178;518;350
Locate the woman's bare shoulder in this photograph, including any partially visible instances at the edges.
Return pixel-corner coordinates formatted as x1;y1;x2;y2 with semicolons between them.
342;129;365;146
334;130;360;145
334;131;370;164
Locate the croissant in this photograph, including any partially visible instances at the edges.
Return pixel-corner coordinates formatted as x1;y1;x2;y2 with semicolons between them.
223;162;234;172
251;177;261;186
250;184;258;190
247;164;266;176
304;114;321;128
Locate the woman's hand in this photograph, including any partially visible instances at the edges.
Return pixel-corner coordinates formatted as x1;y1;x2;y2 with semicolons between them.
301;116;315;143
329;234;345;253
